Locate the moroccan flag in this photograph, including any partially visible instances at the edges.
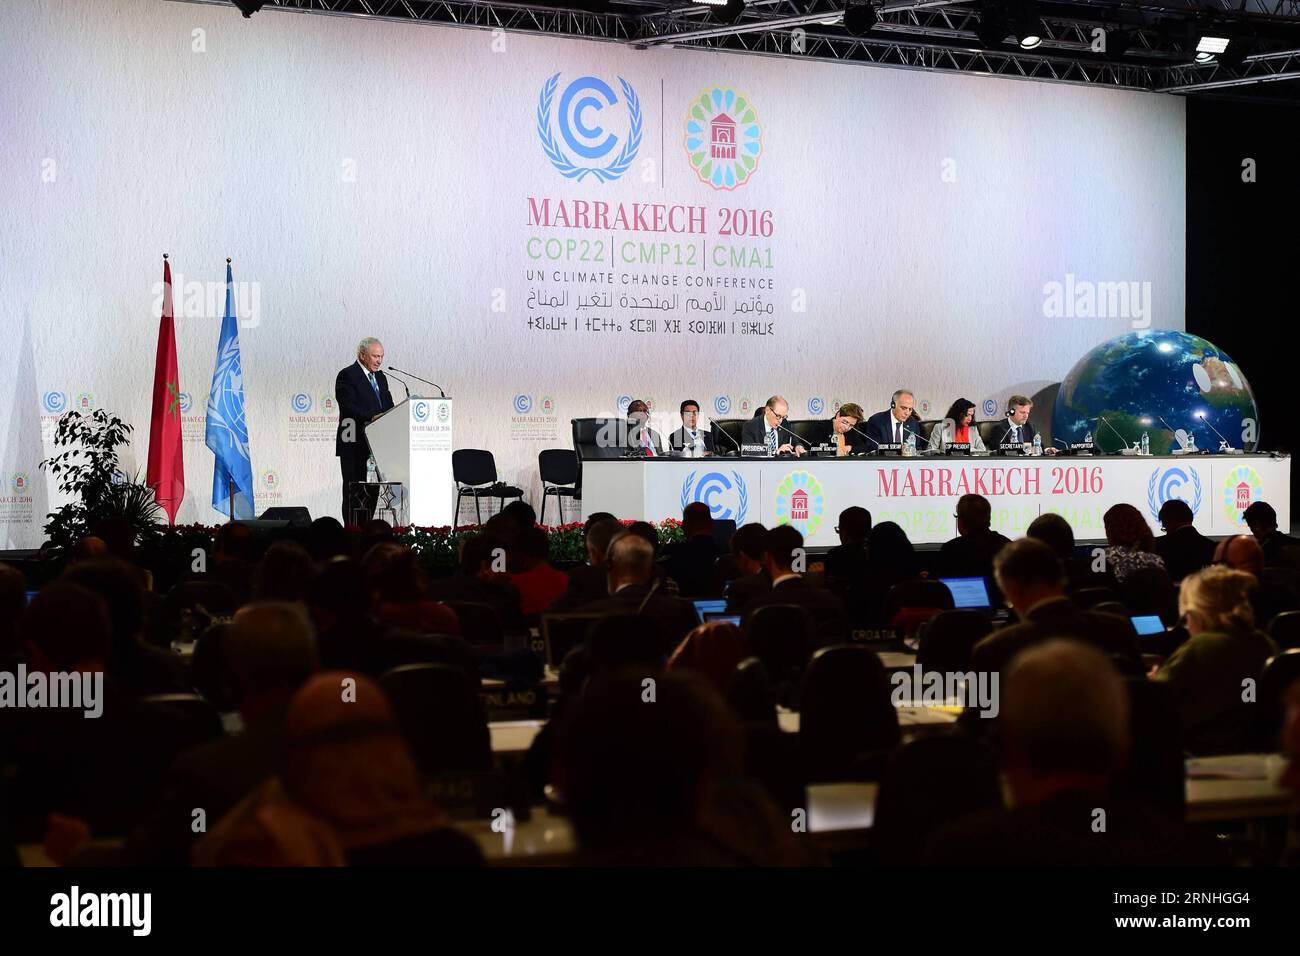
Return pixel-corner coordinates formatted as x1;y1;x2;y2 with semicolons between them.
146;256;185;523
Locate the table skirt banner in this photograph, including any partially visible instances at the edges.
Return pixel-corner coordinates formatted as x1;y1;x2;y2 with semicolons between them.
580;455;1291;546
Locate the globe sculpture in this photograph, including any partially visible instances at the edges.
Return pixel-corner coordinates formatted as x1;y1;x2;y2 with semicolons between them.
1052;330;1259;455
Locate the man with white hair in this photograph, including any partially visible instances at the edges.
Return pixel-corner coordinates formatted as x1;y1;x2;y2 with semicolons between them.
334;337;395;522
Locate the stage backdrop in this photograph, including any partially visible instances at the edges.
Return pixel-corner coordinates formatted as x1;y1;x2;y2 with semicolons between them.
0;0;1186;546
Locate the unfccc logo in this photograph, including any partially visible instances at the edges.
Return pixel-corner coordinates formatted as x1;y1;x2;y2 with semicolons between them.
179;392;193;414
808;397;825;416
291;393;313;414
42;391;67;414
714;396;732;416
682;470;748;523
982;399;998;417
412;401;430;423
1147;466;1203;521
537;74;643;183
514;395;533;414
617;395;633;414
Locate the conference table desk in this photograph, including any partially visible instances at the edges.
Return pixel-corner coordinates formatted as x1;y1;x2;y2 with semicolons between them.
580;453;1291;547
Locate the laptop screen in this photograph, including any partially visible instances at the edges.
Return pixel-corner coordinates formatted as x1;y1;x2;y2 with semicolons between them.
703;612;742;627
693;599;727;617
1130;614;1165;636
940;577;992;609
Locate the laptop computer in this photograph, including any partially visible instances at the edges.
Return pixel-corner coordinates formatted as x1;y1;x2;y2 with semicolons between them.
703;612;742;627
939;577;992;610
693;599;728;618
1130;614;1166;636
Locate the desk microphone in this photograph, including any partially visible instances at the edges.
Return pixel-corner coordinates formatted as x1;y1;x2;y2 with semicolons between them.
777;422;814;454
1196;412;1238;452
1097;415;1137;452
850;423;883;451
384;368;412;401
387;366;446;398
713;422;743;457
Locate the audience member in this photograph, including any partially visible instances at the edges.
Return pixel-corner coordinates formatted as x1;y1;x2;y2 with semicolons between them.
549;516;622;611
972;538;1140;679
194;673;483;866
661;503;723;598
739;525;845;642
824;507;871;586
938;494;1010;580
363;543;459;636
1242;501;1300;568
927;640;1217;865
724;523;771;613
579;533;700;654
1026;512;1110;591
1103;503;1165;582
1153;499;1216;581
554;670;812;865
667;621;748;693
1214;534;1300;627
252;540;318;604
427;531;523;629
507;525;570;615
1155;565;1278;754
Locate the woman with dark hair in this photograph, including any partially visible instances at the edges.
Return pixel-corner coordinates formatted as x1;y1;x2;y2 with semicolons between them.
928;398;985;452
1103;503;1165;582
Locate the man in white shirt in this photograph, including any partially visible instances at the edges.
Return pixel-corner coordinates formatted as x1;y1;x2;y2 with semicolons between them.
668;399;714;455
740;396;804;456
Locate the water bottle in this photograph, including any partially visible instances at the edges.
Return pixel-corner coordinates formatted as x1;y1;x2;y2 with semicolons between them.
366;455;378;482
904;431;916;458
1186;433;1197;453
1083;430;1093;446
1032;433;1043;457
1140;432;1150;456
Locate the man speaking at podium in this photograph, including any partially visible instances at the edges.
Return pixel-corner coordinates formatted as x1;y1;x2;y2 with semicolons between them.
335;337;395;521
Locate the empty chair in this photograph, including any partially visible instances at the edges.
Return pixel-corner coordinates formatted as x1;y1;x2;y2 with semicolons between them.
1113;678;1185;820
799;644;901;784
916;610;993;674
873;734;1002;865
1119;566;1178;626
725;656;778;726
1268;610;1300;651
452;449;523;527
1250;649;1300;751
745;604;812;704
379;663;492;776
537;449;580;526
443;601;505;647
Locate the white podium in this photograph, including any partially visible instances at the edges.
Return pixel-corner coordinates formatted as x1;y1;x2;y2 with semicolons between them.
367;396;454;527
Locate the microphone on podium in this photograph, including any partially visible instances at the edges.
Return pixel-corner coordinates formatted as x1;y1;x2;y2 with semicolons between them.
387;366;446;398
384;368;412;401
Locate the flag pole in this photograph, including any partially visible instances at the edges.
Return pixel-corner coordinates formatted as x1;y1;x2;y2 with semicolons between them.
228;479;235;523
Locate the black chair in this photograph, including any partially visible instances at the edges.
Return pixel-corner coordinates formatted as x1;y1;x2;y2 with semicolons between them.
1250;649;1300;750
872;735;1002;865
189;622;238;712
1071;586;1121;610
1093;600;1131;620
1114;678;1185;820
379;663;493;776
974;420;1004;448
712;553;740;595
537;449;580;526
444;600;505;647
799;644;901;783
725;656;778;726
916;610;993;674
883;579;954;626
710;419;747;455
452;449;523;528
745;605;812;704
917;419;941;443
1119;567;1178;626
369;628;480;688
1268;610;1300;651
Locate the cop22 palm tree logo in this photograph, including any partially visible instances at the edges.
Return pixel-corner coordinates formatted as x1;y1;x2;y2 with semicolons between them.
537;74;643;183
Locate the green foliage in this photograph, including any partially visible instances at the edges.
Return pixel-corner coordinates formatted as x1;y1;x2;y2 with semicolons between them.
38;409;163;553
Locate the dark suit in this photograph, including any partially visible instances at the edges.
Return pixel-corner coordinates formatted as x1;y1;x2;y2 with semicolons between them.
335;361;395;521
823;542;869;586
725;570;770;613
971;596;1142;679
990;418;1038;448
863;410;923;447
740;415;780;452
624;422;664;455
741;575;847;645
547;563;609;613
1256;530;1300;568
938;529;1012;580
580;583;701;654
667;426;714;454
660;534;724;599
1154;525;1217;581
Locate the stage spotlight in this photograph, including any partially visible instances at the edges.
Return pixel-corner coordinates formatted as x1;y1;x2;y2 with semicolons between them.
1010;0;1042;49
232;0;265;17
706;0;746;25
842;3;878;36
975;1;1010;47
